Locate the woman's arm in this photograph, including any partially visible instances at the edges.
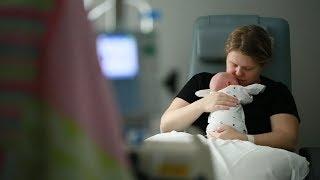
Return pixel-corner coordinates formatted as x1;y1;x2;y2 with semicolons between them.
160;98;203;132
208;113;299;151
160;92;239;133
253;113;299;151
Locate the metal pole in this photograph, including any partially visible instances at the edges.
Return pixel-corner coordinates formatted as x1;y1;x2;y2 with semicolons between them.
115;0;123;30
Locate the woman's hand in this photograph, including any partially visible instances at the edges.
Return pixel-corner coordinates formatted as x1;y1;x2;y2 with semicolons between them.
207;124;247;141
199;91;239;113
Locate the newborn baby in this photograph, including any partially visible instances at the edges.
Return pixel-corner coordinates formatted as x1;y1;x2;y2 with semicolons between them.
195;72;266;135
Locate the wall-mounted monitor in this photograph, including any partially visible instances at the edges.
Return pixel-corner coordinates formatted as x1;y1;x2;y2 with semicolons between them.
96;33;139;79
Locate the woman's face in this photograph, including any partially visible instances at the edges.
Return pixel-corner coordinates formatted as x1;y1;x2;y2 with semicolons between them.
226;50;263;86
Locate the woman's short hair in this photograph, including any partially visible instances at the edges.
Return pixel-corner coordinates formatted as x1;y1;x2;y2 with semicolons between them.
225;25;273;65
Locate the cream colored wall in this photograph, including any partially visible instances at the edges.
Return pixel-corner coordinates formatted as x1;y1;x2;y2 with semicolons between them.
148;0;320;148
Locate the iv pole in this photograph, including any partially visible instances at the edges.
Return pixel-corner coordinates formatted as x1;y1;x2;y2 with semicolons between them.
87;0;155;33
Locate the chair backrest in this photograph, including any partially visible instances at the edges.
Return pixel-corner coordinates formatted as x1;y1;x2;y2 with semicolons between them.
190;15;291;90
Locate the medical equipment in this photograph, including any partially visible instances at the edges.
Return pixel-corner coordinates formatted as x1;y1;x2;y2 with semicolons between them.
85;0;159;34
86;0;162;149
136;133;214;179
96;32;143;118
96;33;139;79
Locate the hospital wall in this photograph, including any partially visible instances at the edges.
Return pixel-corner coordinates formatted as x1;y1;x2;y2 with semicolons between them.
147;0;320;148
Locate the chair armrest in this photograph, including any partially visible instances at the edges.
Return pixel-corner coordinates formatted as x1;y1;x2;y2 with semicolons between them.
299;147;320;180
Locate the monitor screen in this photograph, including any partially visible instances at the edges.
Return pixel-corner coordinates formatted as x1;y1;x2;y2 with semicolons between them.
96;33;139;79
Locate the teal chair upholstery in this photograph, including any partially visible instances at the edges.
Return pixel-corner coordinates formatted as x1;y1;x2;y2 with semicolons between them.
190;15;291;89
190;15;319;180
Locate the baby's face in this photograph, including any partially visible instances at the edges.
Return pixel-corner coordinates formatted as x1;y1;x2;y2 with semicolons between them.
225;75;239;86
209;73;239;91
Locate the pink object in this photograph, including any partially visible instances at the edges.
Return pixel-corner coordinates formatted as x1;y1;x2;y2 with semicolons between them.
42;0;127;166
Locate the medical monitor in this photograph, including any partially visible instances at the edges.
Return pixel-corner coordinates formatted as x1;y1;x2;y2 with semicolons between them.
96;33;139;79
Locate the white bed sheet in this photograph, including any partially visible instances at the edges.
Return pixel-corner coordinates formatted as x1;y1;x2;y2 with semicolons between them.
146;131;309;180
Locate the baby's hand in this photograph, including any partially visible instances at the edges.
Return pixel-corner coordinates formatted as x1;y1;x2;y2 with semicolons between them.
207;125;247;140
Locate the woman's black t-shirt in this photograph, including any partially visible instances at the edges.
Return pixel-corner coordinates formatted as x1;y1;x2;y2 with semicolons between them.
176;72;300;134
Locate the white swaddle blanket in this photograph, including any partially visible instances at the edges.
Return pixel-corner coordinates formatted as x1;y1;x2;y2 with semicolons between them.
196;84;266;134
198;136;309;180
145;131;309;180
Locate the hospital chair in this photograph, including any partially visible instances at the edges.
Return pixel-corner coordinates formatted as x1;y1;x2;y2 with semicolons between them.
190;15;320;180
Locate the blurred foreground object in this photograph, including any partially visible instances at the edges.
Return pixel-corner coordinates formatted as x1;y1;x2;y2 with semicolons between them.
0;0;131;179
137;133;213;179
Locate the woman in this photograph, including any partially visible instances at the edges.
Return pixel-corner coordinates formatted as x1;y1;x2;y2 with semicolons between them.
160;25;300;151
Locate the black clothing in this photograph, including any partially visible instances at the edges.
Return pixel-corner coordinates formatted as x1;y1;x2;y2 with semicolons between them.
176;72;300;134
